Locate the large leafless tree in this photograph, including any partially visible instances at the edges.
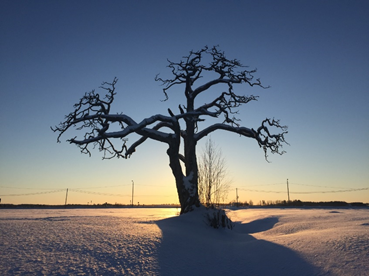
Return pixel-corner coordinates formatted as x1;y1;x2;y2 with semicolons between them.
52;46;288;215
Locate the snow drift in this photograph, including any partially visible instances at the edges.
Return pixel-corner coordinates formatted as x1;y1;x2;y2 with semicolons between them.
0;207;368;275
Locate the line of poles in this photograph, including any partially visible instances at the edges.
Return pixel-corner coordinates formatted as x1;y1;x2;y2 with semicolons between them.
64;180;136;206
236;179;291;203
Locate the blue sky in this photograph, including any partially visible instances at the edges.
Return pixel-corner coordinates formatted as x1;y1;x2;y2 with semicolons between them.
1;0;368;205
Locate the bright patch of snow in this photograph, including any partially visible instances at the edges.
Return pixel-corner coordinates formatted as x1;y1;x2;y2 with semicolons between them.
0;207;368;275
183;171;195;196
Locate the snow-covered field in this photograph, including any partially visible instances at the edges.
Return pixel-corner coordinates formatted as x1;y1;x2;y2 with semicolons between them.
0;207;368;276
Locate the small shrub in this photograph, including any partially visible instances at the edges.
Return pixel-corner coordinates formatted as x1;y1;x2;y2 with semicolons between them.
205;207;234;229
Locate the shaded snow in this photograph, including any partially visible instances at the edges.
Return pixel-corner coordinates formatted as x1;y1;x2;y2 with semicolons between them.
228;208;369;276
0;207;368;275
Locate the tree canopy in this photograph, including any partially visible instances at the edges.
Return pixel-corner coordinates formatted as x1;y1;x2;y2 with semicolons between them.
52;46;288;217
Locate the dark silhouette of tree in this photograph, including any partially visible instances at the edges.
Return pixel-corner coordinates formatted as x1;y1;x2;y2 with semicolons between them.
52;46;288;216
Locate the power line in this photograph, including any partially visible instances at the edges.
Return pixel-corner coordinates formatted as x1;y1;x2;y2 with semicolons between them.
0;189;66;196
2;183;367;199
290;187;369;194
69;189;130;197
72;184;132;189
0;186;65;190
289;183;352;189
237;187;369;194
238;188;286;194
234;183;285;188
0;183;171;191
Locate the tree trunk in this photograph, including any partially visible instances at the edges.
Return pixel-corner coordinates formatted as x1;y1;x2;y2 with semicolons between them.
182;97;200;213
167;136;200;214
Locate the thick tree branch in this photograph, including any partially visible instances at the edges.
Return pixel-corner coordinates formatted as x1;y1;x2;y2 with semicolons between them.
51;78;181;159
195;123;256;141
125;121;175;157
195;119;288;161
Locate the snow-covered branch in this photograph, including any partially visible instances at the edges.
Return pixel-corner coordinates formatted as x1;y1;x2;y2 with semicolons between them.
51;79;180;159
195;123;256;141
195;118;288;161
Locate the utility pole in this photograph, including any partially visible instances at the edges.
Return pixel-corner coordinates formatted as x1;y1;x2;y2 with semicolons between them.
131;180;134;207
236;188;239;207
65;188;68;206
287;179;290;202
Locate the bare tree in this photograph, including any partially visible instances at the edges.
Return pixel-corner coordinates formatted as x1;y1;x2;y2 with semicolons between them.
52;46;288;217
198;137;230;207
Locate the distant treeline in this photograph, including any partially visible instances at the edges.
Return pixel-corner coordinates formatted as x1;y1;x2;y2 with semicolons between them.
232;199;368;207
0;203;181;209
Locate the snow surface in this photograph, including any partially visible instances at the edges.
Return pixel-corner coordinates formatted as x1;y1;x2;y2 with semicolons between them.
0;207;368;275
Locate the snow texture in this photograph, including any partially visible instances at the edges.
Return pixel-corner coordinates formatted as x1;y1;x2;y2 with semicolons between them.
0;207;368;275
183;171;195;196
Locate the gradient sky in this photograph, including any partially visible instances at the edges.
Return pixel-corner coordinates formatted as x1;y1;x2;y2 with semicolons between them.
1;0;368;205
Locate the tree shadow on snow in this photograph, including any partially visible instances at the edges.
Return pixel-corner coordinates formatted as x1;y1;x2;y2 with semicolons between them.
233;217;279;234
155;213;323;276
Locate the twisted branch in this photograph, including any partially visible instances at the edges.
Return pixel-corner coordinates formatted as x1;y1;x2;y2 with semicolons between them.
51;78;177;159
